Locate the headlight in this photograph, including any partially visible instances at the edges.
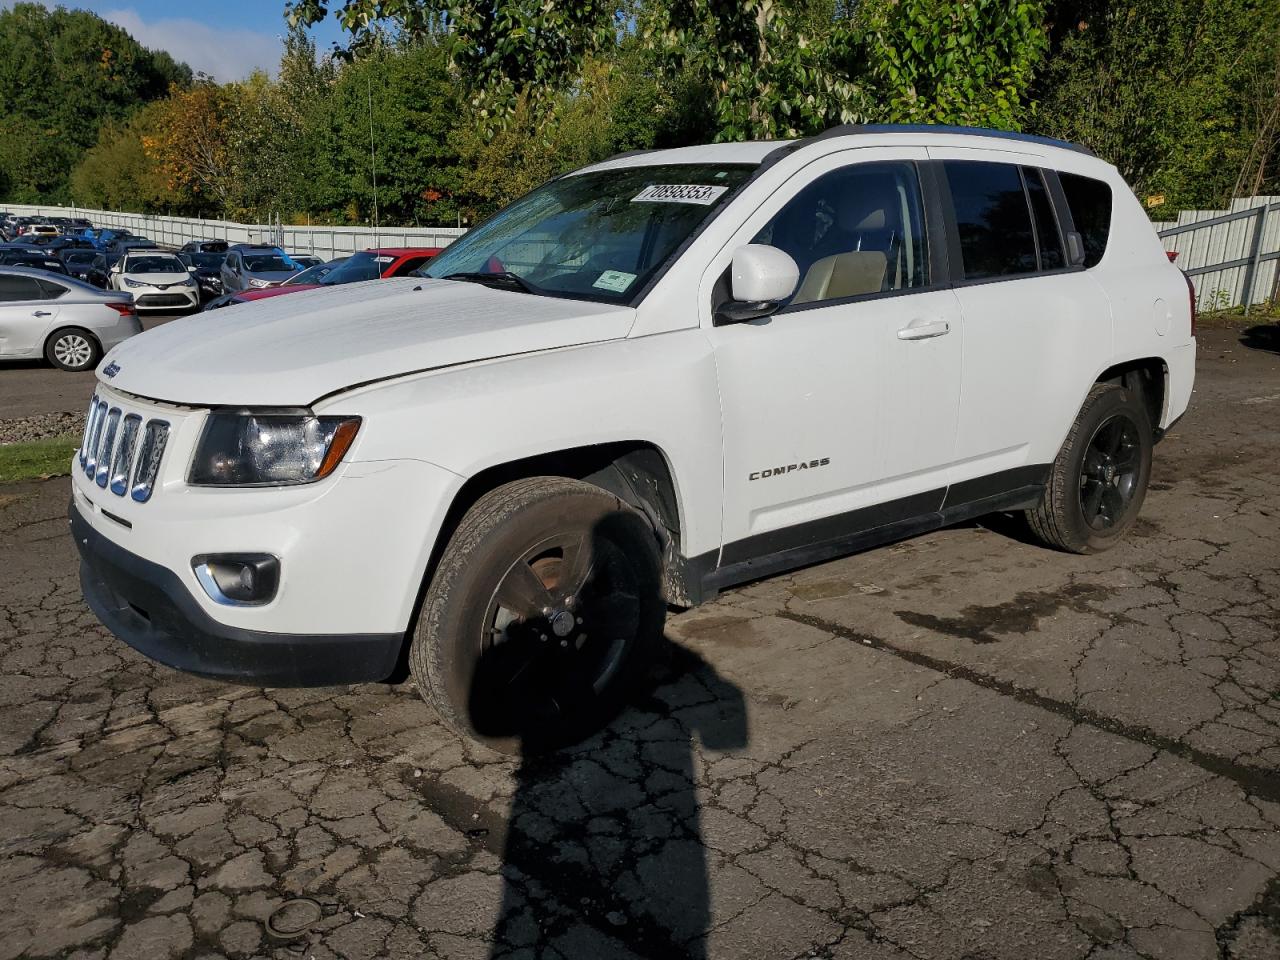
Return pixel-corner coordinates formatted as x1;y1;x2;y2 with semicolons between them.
248;277;271;288
180;276;196;287
123;277;148;288
189;413;361;486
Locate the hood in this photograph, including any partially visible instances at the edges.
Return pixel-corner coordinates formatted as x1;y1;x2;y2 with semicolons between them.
246;270;299;284
237;284;318;301
100;277;636;407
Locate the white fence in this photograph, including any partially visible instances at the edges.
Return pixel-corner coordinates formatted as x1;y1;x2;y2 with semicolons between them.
1155;196;1280;312
1;204;466;261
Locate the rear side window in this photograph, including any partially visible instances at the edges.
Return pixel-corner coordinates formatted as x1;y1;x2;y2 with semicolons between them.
36;279;68;299
944;161;1037;280
1058;173;1113;267
0;276;44;301
1022;168;1065;271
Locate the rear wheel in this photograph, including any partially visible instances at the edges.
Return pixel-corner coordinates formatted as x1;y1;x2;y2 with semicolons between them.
45;327;101;372
1027;383;1153;553
410;477;665;753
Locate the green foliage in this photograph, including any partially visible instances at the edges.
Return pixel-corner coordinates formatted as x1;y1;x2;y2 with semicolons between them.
69;110;169;211
0;115;80;204
288;0;616;121
302;40;465;224
641;1;870;140
0;3;190;202
1031;0;1280;208
855;0;1048;130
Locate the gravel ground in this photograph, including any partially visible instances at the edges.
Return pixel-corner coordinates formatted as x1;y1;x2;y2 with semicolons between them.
0;412;86;445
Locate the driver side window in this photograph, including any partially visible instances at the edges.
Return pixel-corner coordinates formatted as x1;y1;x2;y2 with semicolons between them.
754;161;929;307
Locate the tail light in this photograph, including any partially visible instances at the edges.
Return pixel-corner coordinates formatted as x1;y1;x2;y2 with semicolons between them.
1182;271;1197;337
106;301;136;318
1166;251;1179;262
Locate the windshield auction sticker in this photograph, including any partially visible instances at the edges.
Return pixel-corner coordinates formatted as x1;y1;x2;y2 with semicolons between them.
592;270;637;293
632;184;729;205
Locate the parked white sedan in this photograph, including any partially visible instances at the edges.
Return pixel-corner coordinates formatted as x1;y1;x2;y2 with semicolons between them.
109;251;200;312
0;267;141;371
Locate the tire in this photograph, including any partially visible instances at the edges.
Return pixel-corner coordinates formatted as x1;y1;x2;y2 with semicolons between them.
1027;383;1154;553
410;476;666;753
45;327;101;372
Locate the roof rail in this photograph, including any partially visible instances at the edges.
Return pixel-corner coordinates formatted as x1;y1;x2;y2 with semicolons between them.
809;123;1096;157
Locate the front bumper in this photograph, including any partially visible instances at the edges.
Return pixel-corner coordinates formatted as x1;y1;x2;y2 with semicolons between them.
71;501;403;686
132;288;200;311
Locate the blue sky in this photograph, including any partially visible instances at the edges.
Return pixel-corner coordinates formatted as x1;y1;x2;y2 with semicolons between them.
3;0;350;80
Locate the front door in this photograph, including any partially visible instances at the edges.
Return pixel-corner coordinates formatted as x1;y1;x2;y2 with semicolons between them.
708;149;963;570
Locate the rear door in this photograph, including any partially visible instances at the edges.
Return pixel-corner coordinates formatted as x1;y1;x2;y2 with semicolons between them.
0;275;58;357
929;149;1113;500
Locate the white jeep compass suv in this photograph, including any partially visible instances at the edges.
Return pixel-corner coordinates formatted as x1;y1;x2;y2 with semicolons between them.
71;125;1196;750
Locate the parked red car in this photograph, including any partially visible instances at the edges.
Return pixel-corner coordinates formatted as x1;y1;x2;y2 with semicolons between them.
231;247;442;304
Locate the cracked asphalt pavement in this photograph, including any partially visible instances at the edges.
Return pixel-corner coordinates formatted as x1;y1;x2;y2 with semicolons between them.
2;323;1279;960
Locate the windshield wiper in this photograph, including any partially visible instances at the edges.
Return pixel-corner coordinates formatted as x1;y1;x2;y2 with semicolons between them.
443;271;538;294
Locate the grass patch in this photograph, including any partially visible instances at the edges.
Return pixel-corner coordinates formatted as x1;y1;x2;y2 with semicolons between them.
0;434;80;484
1198;299;1280;328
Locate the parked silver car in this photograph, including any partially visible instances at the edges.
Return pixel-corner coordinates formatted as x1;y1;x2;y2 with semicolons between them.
0;267;141;371
219;244;302;292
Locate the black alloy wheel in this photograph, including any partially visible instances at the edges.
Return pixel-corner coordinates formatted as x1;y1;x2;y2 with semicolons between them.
1079;414;1143;531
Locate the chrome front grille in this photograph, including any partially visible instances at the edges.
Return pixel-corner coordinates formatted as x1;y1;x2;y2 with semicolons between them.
79;393;170;503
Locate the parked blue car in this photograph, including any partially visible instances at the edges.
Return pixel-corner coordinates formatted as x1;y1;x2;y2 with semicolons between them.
83;227;133;251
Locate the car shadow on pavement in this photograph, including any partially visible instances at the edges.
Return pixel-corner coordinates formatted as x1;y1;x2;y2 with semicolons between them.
1240;322;1280;355
483;639;749;959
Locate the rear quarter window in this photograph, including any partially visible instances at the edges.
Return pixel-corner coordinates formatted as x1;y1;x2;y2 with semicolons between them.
1058;173;1113;268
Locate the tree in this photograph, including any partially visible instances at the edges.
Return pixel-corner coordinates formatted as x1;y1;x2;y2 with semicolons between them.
69;109;170;212
854;0;1048;130
0;3;190;201
142;83;235;212
641;0;871;140
288;0;617;120
0;115;79;203
304;40;467;225
1031;0;1280;208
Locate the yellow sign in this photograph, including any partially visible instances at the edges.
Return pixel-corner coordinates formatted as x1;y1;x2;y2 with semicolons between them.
1146;194;1166;208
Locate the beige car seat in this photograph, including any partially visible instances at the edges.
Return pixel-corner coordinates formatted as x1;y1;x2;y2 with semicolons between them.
793;199;893;304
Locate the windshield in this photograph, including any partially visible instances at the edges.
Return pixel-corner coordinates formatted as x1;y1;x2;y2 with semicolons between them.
286;261;341;285
318;251;387;286
126;255;185;274
185;253;224;269
64;252;96;265
421;163;754;302
244;254;294;272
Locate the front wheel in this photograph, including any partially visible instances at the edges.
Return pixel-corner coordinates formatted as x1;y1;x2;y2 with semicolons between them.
1027;383;1154;553
410;477;666;753
45;327;101;372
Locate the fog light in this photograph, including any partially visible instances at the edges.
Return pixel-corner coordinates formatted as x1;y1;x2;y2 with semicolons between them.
192;554;279;606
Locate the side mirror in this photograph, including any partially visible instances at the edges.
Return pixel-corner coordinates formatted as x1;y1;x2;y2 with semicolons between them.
715;244;800;325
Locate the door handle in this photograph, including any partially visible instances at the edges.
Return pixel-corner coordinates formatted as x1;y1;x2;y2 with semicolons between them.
33;310;52;317
897;319;951;341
